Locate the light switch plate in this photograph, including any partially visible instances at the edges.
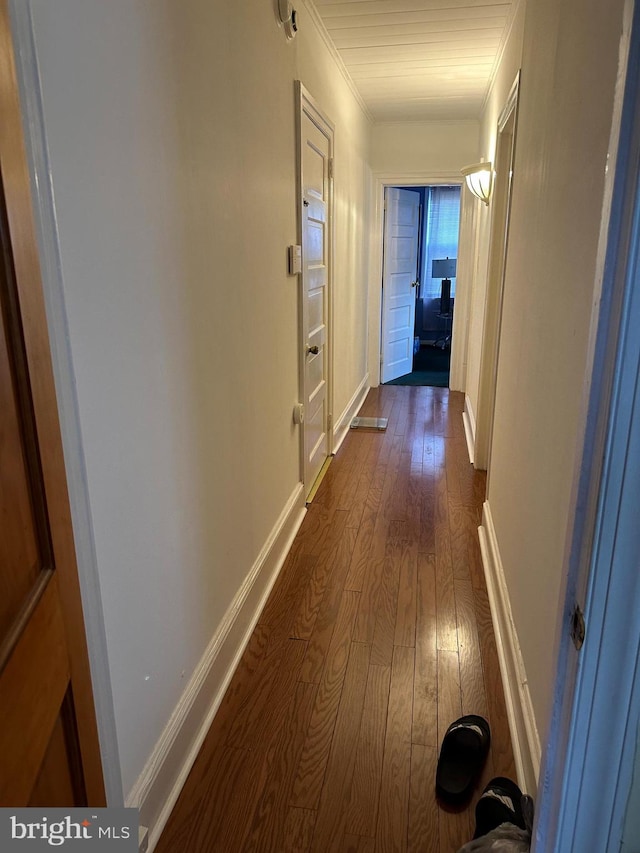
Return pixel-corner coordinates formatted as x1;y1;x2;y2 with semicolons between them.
288;244;302;275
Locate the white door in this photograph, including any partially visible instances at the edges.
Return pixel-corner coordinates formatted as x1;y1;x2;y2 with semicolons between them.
381;187;421;383
299;87;333;498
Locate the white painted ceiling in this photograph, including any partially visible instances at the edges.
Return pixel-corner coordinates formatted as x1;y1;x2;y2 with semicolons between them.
311;0;518;122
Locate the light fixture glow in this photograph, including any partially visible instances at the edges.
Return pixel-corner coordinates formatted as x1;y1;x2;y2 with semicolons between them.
461;161;493;205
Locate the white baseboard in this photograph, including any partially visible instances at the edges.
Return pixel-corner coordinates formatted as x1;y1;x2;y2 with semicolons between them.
478;501;541;796
126;483;307;851
332;373;370;454
462;394;476;465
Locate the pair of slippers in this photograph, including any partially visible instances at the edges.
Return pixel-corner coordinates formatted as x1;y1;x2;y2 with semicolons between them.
436;714;532;839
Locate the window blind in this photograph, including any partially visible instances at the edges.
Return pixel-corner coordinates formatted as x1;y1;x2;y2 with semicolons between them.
421;186;461;299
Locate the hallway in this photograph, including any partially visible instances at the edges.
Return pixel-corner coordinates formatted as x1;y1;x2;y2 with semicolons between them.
155;387;515;852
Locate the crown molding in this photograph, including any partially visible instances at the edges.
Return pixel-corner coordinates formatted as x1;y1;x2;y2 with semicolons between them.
480;0;524;118
301;0;374;125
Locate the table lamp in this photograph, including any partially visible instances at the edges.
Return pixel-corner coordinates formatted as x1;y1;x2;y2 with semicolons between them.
432;258;457;315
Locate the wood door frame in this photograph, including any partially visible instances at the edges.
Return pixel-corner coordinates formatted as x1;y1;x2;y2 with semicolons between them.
296;81;335;490
368;172;463;388
473;72;520;473
0;0;106;805
5;0;121;803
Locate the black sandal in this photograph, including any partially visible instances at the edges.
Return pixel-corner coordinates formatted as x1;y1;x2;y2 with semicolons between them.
435;715;491;803
473;776;527;838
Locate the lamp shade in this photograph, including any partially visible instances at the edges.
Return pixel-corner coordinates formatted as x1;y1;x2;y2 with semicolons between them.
432;258;457;279
461;162;493;205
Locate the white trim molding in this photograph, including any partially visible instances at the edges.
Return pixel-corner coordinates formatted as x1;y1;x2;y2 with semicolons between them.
297;82;336;493
301;0;373;125
373;171;464;186
480;0;525;117
463;395;477;466
474;74;521;476
332;373;370;454
449;184;479;394
126;484;307;852
478;501;541;795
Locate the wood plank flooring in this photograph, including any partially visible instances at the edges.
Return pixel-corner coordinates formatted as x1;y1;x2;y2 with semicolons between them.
156;387;516;853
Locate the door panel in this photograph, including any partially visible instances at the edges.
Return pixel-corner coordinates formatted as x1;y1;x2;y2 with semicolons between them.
387;302;412;333
308;289;323;332
0;575;70;804
0;189;53;642
300;97;332;498
29;694;86;808
0;176;89;806
0;0;104;806
0;301;44;637
381;187;420;383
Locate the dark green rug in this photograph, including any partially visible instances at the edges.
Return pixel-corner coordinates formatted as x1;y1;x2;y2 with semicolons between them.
385;344;450;387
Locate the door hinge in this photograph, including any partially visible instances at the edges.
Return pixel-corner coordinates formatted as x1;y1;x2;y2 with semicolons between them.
570;604;586;651
327;413;333;431
328;158;334;180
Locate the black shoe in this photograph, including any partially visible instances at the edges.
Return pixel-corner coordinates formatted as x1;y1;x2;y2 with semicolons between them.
435;715;491;804
473;776;527;838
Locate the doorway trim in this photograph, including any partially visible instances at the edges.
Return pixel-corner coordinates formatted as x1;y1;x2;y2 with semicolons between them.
473;72;520;473
369;171;463;387
296;82;335;494
451;185;480;397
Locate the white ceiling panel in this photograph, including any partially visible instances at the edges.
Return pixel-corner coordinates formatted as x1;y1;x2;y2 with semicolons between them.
339;43;500;64
309;0;519;121
324;6;508;28
315;0;511;16
332;30;505;50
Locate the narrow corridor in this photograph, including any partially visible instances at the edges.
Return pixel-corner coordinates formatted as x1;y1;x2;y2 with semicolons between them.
156;386;515;852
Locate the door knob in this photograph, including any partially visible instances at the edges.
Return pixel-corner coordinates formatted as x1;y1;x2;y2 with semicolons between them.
306;345;319;355
411;280;419;288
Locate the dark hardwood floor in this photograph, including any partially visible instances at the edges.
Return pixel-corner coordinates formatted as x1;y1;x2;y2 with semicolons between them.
156;386;516;853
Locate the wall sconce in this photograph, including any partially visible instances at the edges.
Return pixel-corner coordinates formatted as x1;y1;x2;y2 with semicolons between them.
278;0;298;39
461;162;493;205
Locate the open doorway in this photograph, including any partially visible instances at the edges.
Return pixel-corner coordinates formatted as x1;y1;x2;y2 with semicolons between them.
381;184;461;387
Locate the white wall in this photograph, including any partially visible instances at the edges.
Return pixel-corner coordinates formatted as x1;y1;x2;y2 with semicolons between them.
25;0;371;800
370;120;478;175
296;2;373;420
480;0;627;744
464;0;526;423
